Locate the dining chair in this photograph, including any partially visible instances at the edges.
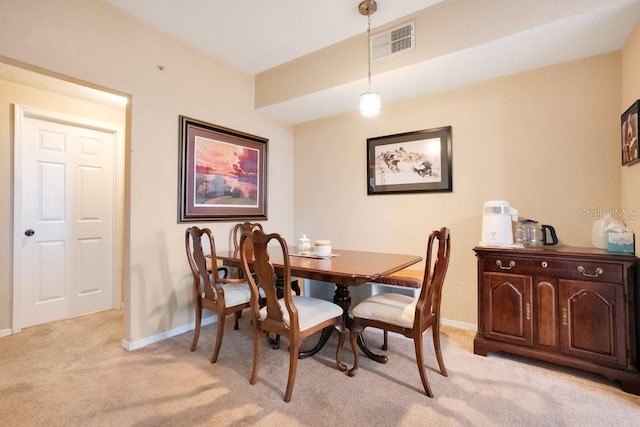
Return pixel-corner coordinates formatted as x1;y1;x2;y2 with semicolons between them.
233;221;301;296
348;227;451;397
371;270;422;351
239;229;352;402
185;226;251;363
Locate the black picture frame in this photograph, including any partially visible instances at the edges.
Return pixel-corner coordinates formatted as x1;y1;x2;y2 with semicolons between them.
178;116;268;222
622;101;639;166
367;126;452;195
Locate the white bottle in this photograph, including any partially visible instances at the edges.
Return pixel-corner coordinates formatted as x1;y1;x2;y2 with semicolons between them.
591;213;611;249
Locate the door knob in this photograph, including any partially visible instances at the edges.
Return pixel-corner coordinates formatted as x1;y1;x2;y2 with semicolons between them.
24;229;35;236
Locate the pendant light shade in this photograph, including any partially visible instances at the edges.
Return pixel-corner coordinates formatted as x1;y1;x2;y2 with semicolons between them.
360;89;381;116
359;0;380;117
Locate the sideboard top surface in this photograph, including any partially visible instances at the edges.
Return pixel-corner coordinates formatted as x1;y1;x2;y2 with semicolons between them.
473;245;638;264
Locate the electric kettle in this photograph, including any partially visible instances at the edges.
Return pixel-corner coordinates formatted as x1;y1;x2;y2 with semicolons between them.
515;220;558;246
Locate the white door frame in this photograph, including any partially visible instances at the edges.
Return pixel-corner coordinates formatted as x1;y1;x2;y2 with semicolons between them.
12;104;125;333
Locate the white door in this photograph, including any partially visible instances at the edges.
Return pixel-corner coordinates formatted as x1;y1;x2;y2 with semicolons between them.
14;106;116;329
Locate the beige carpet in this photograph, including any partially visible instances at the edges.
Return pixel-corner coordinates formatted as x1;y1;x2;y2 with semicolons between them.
1;309;639;426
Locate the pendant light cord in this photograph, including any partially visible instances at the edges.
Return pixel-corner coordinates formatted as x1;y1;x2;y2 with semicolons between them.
367;13;372;89
359;0;380;116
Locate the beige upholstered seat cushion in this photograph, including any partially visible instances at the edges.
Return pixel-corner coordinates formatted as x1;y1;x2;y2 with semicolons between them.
222;283;252;307
201;282;251;308
259;296;343;332
351;293;417;328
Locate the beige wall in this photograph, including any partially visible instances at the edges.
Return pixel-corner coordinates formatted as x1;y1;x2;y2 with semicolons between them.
0;0;294;343
294;52;622;326
621;22;640;251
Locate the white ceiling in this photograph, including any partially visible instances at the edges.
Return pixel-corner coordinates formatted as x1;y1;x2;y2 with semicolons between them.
106;0;443;75
5;1;640;124
103;0;640;124
261;0;640;123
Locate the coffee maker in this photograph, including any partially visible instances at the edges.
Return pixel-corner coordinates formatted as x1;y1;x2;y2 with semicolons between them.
479;200;518;247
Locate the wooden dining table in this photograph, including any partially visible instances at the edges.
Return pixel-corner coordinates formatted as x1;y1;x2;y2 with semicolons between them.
216;246;422;361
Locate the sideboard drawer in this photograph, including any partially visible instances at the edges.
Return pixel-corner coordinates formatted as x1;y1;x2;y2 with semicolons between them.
560;260;622;283
482;256;537;275
483;255;622;283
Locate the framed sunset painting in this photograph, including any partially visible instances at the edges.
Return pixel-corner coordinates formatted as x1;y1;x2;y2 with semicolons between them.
178;116;267;222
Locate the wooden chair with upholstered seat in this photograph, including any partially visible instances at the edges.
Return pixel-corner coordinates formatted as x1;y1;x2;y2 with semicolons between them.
232;221;263;254
233;221;301;296
371;269;422;351
239;229;353;402
348;227;451;397
185;226;251;363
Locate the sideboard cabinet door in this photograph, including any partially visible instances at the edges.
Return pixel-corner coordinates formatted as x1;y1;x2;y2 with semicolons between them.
559;279;627;366
482;272;533;346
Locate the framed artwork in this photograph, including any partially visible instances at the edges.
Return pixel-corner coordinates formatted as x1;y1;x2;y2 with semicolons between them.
367;126;452;195
622;101;639;166
178;116;267;222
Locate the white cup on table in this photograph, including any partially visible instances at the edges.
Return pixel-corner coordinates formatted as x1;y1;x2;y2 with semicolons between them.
314;240;332;257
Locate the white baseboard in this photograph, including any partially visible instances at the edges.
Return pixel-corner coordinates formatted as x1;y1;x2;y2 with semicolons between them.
0;328;12;338
119;314;476;351
121;314;218;351
441;318;476;331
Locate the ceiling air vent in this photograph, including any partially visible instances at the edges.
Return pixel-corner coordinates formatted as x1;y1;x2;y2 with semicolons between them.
371;20;415;61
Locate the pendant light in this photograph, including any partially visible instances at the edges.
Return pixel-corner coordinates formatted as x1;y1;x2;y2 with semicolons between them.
359;0;380;117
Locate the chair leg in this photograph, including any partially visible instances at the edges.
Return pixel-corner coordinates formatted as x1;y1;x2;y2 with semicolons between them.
210;314;226;363
347;326;363;377
335;324;348;372
414;333;434;397
382;330;388;350
284;342;300;402
291;279;301;296
432;322;448;377
190;304;202;352
250;326;261;386
234;310;241;330
266;332;280;349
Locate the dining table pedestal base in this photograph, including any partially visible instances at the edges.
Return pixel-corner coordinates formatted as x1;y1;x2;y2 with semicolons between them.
298;283;388;364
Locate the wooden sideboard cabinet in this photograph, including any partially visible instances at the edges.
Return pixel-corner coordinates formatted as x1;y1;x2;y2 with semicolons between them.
473;246;640;395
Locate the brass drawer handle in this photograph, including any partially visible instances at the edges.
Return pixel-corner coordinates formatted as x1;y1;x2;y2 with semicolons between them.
496;260;515;270
525;302;531;321
577;265;603;277
562;308;568;326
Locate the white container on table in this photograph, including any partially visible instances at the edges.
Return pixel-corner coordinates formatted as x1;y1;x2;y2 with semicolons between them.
298;234;312;255
314;240;332;257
